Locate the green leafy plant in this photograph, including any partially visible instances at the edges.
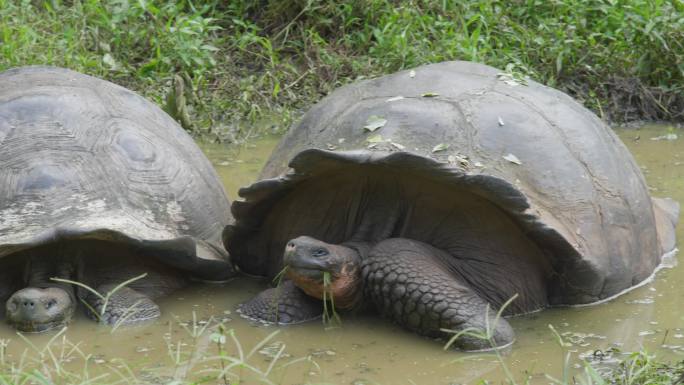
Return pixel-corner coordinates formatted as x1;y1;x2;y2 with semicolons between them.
3;0;681;143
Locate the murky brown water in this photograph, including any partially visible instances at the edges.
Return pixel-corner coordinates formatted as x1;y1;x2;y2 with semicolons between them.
1;125;682;384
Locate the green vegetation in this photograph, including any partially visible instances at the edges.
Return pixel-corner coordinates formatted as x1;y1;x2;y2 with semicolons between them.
3;318;684;385
603;351;684;385
447;322;684;385
1;0;682;141
440;295;684;385
0;0;225;137
321;271;341;326
0;316;321;385
52;273;150;332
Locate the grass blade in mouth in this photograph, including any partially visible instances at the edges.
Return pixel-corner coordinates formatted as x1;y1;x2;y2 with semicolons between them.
322;271;341;326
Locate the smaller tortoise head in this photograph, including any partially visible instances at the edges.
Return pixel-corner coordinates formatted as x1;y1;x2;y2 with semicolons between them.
283;236;362;309
5;287;74;333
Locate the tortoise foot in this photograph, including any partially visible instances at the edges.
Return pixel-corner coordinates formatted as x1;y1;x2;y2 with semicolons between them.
239;280;322;324
84;285;160;325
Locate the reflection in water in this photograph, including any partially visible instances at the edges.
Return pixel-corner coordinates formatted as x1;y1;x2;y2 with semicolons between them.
0;126;681;384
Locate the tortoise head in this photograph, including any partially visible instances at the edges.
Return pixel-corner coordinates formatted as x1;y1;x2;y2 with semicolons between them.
283;236;362;310
5;286;75;333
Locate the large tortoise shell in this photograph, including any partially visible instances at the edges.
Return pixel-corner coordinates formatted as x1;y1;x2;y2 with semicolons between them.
0;67;233;280
226;61;677;305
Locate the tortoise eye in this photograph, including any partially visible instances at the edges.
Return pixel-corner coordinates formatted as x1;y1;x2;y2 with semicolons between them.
45;299;57;309
311;248;328;258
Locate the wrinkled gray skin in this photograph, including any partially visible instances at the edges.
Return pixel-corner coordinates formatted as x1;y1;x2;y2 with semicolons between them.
241;236;514;351
227;61;679;351
0;67;234;332
3;241;188;332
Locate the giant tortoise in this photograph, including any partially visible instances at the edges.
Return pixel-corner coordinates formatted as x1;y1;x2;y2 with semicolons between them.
0;67;234;332
224;61;679;350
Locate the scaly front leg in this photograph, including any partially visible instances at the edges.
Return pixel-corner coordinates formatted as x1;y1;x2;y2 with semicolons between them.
364;238;515;351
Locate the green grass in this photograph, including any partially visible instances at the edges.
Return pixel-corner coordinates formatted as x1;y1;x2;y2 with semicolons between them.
602;351;684;385
0;0;224;136
0;315;322;385
1;0;682;142
321;271;341;327
51;273;149;332
223;0;683;123
3;316;684;385
446;321;684;385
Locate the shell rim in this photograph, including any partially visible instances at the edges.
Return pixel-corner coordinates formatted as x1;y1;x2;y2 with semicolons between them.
1;225;234;281
224;148;627;302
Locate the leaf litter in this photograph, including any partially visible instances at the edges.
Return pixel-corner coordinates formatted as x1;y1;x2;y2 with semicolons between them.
363;115;387;132
432;143;449;153
503;153;522;165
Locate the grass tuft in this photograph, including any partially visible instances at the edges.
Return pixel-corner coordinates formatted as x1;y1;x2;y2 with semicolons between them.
1;0;681;144
0;312;319;384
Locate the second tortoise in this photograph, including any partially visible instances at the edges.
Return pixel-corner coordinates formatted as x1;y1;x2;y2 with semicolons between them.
0;67;234;332
225;61;678;350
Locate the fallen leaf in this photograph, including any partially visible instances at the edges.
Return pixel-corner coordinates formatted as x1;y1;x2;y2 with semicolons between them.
386;96;405;102
367;134;384;143
421;92;439;98
391;142;405;150
363;115;387;132
409;70;416;78
432;143;449;153
503;153;522;165
448;154;469;166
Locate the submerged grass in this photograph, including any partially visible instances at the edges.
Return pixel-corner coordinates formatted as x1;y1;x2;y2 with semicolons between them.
442;295;684;385
51;273;148;332
4;314;684;385
603;351;684;385
1;0;681;143
446;317;684;385
0;313;322;385
2;278;683;384
269;265;290;324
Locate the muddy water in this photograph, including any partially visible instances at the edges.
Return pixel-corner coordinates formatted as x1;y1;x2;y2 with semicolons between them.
0;125;682;384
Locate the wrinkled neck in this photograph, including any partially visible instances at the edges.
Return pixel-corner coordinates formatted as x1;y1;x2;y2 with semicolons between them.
332;243;366;310
24;256;77;299
340;241;372;259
